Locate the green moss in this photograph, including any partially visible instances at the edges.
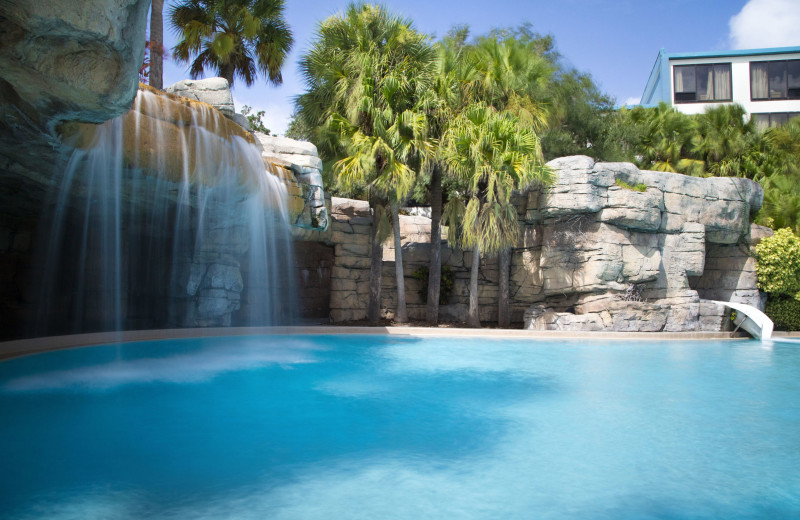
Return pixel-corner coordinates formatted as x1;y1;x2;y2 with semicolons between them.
615;178;647;192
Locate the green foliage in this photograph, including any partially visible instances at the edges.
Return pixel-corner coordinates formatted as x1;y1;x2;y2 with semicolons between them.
412;265;455;304
169;0;293;87
615;178;647;192
765;296;800;331
295;3;436;202
240;105;270;134
755;228;800;296
441;102;551;255
284;110;312;141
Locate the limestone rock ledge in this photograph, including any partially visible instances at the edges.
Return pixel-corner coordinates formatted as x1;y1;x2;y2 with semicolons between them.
521;155;766;332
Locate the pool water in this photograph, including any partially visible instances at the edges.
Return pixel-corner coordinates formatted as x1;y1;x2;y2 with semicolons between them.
1;335;799;519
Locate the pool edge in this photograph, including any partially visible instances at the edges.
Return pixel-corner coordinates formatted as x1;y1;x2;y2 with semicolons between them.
0;326;758;361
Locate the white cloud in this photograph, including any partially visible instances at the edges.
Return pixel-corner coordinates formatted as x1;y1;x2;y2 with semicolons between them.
623;96;641;107
729;0;800;49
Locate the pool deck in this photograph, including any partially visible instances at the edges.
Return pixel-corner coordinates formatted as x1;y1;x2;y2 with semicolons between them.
1;326;793;361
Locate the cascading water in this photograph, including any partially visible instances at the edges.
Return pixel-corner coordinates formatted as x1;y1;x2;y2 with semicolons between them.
31;88;297;335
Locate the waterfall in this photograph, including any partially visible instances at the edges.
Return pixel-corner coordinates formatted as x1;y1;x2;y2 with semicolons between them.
31;89;297;335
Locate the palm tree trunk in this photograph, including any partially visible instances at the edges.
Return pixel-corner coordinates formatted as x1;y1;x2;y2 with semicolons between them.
426;163;443;323
367;197;383;324
498;247;511;327
467;242;481;328
391;204;408;323
220;64;235;88
149;0;163;90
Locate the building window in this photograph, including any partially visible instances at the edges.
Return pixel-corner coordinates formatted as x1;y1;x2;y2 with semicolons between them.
673;63;732;103
751;60;800;100
751;112;800;131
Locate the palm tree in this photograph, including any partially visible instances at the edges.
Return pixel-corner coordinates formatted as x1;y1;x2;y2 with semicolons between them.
170;0;293;88
296;3;436;323
423;29;476;324
758;117;800;234
467;31;551;326
693;104;757;177
630;103;703;175
149;0;164;89
469;31;553;126
442;103;551;327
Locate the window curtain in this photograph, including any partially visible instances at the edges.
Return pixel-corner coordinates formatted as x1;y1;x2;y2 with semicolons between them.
697;66;713;101
752;114;769;132
674;67;686;92
751;63;768;99
714;65;731;100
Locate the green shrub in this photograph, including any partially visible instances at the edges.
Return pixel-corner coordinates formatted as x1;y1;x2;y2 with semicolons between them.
411;265;455;305
765;296;800;331
615;178;647;192
755;228;800;295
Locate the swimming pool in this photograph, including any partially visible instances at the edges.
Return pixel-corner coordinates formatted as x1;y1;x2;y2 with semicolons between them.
1;334;798;519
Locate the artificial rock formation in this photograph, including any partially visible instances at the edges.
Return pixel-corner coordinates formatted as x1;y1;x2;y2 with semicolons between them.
0;0;148;128
255;134;329;234
521;156;764;332
325;156;766;332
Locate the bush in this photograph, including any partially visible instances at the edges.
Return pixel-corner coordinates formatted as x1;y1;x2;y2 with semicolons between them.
765;296;800;331
411;265;455;305
755;228;800;295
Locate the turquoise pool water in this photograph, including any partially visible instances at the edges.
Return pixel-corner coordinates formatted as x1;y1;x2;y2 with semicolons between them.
1;335;799;519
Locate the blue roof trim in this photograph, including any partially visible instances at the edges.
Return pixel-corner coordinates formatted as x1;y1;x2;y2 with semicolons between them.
640;49;671;107
665;46;800;60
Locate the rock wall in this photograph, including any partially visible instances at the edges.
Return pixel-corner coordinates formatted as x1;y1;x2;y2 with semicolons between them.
327;197;502;323
326;156;767;331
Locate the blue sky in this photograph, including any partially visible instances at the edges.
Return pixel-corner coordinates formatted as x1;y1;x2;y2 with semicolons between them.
160;0;800;135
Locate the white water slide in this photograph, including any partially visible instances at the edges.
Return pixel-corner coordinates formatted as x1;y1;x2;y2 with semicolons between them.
709;300;774;341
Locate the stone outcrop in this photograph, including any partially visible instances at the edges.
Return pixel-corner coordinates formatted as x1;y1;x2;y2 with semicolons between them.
0;0;148;129
520;156;764;332
255;133;329;235
325;156;766;331
165;78;236;118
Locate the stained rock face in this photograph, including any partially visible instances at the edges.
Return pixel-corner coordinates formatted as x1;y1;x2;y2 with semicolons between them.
0;0;149;127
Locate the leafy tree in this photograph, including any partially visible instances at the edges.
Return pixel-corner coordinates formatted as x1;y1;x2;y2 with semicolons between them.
541;70;634;162
284;110;312;141
240;105;270;134
442;103;551;327
170;0;293;88
296;3;436;323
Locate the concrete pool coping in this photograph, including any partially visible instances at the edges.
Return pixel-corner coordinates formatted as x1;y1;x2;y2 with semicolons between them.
1;326;788;361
